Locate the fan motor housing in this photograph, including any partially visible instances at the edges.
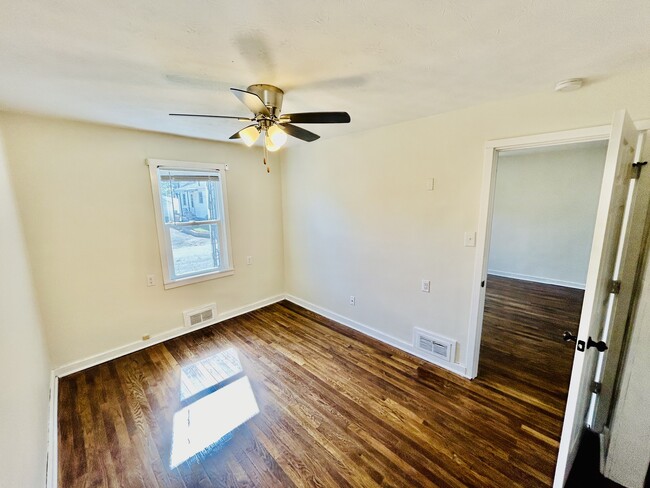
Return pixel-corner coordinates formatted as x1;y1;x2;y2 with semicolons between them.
248;84;284;116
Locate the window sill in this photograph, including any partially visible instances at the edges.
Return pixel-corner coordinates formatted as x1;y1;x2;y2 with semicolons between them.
163;268;234;289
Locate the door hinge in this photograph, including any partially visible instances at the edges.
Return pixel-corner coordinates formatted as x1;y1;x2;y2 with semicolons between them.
632;161;648;179
609;280;621;294
591;381;602;394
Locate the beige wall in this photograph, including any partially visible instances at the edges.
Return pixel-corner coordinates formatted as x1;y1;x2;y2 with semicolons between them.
281;68;650;367
0;131;51;487
488;141;607;288
1;113;285;369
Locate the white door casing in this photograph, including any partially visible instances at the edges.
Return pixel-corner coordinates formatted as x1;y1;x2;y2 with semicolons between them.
466;124;612;380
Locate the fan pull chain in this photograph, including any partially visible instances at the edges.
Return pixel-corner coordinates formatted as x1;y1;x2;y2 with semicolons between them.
263;141;271;173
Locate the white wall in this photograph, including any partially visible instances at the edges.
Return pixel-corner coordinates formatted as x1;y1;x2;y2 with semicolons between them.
0;131;51;487
488;142;607;289
281;67;650;367
1;112;285;369
604;140;650;488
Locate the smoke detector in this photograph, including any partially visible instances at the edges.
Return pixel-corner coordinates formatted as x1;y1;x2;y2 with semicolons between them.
555;78;584;92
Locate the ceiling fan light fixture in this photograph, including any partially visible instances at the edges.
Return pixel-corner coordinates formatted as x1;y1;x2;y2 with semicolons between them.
265;133;281;152
268;125;287;148
240;125;260;146
265;125;287;152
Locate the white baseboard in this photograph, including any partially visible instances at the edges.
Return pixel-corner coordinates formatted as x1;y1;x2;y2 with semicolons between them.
284;294;468;378
46;370;58;488
487;269;586;290
52;293;470;380
53;294;285;378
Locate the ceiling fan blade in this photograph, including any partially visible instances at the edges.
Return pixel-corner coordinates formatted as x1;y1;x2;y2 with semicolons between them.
230;88;270;116
228;124;258;140
279;123;320;142
279;112;350;124
170;113;252;121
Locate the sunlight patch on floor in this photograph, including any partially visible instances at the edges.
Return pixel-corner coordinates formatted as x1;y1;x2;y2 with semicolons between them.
170;375;259;468
180;347;243;401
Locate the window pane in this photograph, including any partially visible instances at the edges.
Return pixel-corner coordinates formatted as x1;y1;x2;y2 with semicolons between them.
159;171;221;224
169;224;221;277
152;163;232;285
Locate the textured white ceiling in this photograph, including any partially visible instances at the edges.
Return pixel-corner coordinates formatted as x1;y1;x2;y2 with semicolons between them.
0;0;649;144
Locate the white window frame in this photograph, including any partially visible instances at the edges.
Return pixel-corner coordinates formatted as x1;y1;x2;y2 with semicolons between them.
147;158;234;289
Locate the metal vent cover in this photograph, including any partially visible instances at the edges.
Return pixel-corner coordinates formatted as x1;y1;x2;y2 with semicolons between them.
414;328;456;363
183;303;217;328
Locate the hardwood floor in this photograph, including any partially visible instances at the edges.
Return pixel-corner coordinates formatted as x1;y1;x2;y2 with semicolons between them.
479;275;583;422
58;281;583;487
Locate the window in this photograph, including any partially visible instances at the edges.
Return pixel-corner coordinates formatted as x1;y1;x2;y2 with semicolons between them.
148;159;233;288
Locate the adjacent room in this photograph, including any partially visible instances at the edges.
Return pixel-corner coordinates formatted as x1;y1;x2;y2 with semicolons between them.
1;2;650;488
479;141;607;420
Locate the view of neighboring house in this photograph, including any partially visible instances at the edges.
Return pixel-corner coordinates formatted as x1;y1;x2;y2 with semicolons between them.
162;181;210;223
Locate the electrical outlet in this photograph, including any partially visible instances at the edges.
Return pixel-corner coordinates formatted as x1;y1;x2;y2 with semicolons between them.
246;256;253;265
146;274;156;286
421;279;431;293
349;295;356;306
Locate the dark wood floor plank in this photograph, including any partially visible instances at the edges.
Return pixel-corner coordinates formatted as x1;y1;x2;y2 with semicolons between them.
59;276;580;487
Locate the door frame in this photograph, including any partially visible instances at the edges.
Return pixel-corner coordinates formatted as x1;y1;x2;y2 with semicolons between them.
465;124;613;380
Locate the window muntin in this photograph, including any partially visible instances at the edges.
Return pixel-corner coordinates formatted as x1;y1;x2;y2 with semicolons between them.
148;161;233;288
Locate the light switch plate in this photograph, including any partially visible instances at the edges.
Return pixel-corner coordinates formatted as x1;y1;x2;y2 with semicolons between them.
464;232;476;247
421;279;431;293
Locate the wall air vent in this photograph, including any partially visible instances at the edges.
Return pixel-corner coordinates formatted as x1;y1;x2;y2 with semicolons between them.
413;327;456;363
183;303;217;328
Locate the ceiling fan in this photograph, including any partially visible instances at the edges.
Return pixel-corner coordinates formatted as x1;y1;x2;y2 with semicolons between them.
170;84;351;172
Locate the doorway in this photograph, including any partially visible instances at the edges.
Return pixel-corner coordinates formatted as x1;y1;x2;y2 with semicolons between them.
476;141;608;434
466;112;648;487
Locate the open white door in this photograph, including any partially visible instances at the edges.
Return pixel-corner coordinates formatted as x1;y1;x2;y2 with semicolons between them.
553;110;640;487
591;130;649;435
